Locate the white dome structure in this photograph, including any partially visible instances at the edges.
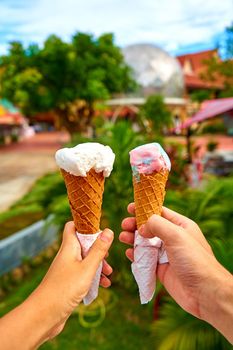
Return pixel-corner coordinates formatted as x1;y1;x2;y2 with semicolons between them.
122;43;184;98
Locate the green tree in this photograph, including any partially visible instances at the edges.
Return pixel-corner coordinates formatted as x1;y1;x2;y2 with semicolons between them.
0;33;135;134
222;23;233;59
140;95;172;135
203;23;233;97
190;89;213;103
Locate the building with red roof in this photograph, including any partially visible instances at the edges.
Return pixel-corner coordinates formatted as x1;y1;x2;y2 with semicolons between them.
0;99;30;144
180;97;233;131
176;49;224;94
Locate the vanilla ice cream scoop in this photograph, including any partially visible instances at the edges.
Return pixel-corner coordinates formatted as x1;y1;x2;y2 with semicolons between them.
55;142;115;177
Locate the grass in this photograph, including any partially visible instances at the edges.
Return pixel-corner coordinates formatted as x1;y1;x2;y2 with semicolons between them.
0;262;154;350
0;211;44;240
0;172;65;239
0;263;49;313
42;287;154;350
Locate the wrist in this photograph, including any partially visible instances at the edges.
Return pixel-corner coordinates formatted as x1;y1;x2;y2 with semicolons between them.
31;283;68;325
0;287;63;350
22;285;68;347
200;263;233;343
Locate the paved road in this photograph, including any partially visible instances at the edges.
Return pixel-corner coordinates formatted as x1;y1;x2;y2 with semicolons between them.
0;132;69;212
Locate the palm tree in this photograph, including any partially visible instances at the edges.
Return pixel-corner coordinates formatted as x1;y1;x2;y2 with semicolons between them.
165;176;233;243
100;121;145;232
152;297;231;350
99;121;145;282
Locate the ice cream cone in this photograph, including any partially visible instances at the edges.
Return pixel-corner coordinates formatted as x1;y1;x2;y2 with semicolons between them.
55;142;115;305
61;168;105;234
133;169;169;229
129;143;170;304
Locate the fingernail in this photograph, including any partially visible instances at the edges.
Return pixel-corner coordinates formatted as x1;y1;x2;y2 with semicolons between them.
138;224;145;236
100;229;113;243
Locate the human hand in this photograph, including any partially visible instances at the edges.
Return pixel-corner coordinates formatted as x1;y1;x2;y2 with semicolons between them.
35;222;114;340
120;203;233;343
0;222;114;350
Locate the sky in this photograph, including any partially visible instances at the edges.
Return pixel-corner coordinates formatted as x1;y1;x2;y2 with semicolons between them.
0;0;232;56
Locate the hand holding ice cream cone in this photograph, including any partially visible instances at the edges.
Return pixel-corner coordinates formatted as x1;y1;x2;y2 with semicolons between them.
55;142;115;304
55;141;170;305
129;143;171;304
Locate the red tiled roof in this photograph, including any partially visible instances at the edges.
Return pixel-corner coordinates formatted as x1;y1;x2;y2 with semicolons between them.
177;49;218;71
176;49;224;90
184;75;224;89
0;112;25;125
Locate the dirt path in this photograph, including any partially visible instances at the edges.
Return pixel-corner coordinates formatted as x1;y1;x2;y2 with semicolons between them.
0;132;69;212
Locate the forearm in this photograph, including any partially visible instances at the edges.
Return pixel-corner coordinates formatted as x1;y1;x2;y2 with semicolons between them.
200;265;233;344
0;287;63;350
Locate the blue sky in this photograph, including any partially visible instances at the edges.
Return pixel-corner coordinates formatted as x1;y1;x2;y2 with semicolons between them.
0;0;232;56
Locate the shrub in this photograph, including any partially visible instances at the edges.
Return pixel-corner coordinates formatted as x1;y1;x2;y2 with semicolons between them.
207;140;218;152
166;142;189;189
11;134;19;143
200;122;227;135
0;135;5;145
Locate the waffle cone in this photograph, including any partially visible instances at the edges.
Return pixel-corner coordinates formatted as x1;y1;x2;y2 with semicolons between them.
61;168;105;234
133;170;169;229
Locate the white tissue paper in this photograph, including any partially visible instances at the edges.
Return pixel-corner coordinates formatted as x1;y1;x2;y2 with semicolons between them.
131;230;168;304
76;231;102;305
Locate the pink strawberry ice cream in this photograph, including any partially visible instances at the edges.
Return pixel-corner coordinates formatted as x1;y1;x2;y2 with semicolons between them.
130;143;171;176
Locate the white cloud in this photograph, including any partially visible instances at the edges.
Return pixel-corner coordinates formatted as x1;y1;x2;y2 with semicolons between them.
0;44;7;55
0;0;232;55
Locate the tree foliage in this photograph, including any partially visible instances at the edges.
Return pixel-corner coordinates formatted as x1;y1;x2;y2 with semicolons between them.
0;33;135;133
221;23;233;59
165;176;233;244
203;23;233;97
152;297;231;350
190;89;214;103
140;95;172;135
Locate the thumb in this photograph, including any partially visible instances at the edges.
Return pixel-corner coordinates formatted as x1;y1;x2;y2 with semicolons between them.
82;229;114;272
139;214;183;245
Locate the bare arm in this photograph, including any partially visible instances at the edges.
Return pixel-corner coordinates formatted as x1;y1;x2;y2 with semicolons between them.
0;223;114;349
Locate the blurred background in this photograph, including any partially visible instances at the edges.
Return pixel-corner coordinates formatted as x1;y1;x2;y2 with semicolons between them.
0;0;233;349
